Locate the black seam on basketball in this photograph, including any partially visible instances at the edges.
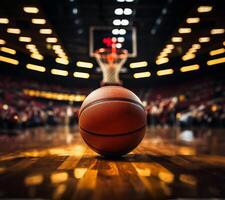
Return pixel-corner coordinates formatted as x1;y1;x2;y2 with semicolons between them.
79;97;145;116
80;125;145;137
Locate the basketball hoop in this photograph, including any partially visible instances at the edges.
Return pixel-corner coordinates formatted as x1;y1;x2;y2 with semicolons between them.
94;42;128;86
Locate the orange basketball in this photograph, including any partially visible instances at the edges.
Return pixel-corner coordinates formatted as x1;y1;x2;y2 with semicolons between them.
79;86;146;156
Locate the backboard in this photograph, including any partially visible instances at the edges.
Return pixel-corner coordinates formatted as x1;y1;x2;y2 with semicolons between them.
89;26;137;58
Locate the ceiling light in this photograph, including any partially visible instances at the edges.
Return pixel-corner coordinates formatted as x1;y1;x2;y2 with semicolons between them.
40;29;52;34
133;72;151;79
210;29;224;35
171;37;183;42
113;19;121;26
31;18;46;24
26;44;36;49
130;61;148;68
112;29;120;35
26;64;46;72
121;19;129;26
207;57;225;66
0;39;6;45
19;36;32;42
72;8;78;14
0;47;16;55
180;64;200;72
55;57;69;65
76;61;93;68
31;54;44;60
117;37;125;43
178;28;192;34
114;8;123;15
124;8;132;15
188;48;197;53
73;72;90;79
52;45;62;50
199;37;210;43
0;55;19;65
186;17;200;24
7;28;21;34
51;69;68;76
166;44;175;49
46;37;58;43
119;29;126;35
209;48;225;56
182;54;195;61
23;7;39;14
156;57;169;65
116;43;122;48
157;69;174;76
159;52;168;57
163;48;172;53
0;18;9;24
197;6;213;13
192;44;201;49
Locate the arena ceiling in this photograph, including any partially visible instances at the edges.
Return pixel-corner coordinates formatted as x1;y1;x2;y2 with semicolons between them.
0;0;224;87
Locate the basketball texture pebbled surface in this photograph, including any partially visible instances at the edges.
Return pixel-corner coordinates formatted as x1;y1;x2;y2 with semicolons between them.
79;86;146;156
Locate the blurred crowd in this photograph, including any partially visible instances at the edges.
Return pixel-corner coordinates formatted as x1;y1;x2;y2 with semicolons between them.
145;79;225;128
0;75;225;130
0;76;80;130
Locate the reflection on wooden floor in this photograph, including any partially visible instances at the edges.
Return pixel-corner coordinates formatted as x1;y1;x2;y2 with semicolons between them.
0;126;225;199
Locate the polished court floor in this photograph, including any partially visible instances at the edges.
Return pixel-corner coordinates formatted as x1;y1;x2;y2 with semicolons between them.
0;126;225;199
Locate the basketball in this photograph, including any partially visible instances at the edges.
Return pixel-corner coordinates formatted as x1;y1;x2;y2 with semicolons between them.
78;86;146;156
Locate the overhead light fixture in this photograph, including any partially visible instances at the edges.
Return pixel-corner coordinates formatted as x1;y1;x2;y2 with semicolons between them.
182;54;195;61
39;29;52;34
186;17;200;24
130;61;148;68
114;8;123;15
192;44;201;49
124;8;132;15
7;28;21;34
166;44;175;49
197;6;213;13
113;19;121;26
23;7;39;14
0;47;16;55
207;57;225;66
46;37;58;43
0;55;19;65
0;39;6;45
52;45;62;50
72;8;78;14
76;61;93;68
117;37;125;43
121;19;129;26
156;57;169;65
73;72;90;79
26;64;46;72
51;69;68;76
26;44;36;49
178;28;192;34
55;57;69;65
0;18;9;24
209;48;225;56
180;64;200;72
199;37;210;43
157;69;174;76
171;37;183;42
163;48;172;53
19;36;32;42
116;43;122;48
210;29;224;35
112;29;120;35
31;54;44;60
119;29;126;35
31;18;46;24
133;72;151;79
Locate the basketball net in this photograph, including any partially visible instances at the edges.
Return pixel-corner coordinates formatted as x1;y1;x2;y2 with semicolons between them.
94;38;128;86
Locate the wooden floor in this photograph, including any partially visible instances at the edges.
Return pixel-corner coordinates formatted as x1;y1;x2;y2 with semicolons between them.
0;126;225;199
